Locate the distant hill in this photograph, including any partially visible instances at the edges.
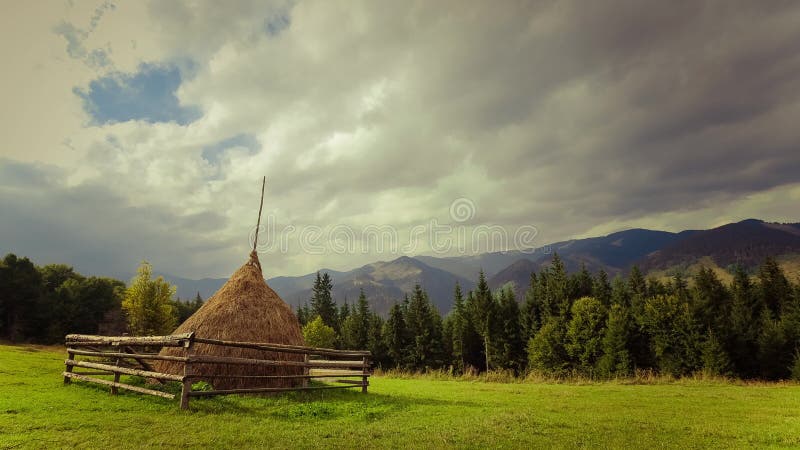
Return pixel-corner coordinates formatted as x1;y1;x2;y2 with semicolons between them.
639;219;800;272
155;218;800;315
275;256;475;315
488;258;540;299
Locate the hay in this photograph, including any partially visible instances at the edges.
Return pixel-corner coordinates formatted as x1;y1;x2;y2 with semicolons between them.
156;251;305;389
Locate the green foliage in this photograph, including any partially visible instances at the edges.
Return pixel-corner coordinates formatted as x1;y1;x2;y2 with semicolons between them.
527;319;568;375
597;304;632;378
757;310;789;380
172;292;204;324
404;284;445;370
341;289;371;350
310;272;337;331
383;302;410;369
492;287;526;373
521;273;543;342
592;270;612;307
122;261;177;336
701;331;732;377
545;253;569;319
642;294;700;376
565;296;606;374
759;256;792;317
302;316;336;349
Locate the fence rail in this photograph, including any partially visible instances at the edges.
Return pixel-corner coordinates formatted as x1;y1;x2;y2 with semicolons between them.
63;333;371;409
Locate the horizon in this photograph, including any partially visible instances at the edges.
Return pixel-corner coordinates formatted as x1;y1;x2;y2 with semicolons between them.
2;1;800;279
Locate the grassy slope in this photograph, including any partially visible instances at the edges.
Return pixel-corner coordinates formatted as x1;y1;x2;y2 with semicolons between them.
2;344;800;449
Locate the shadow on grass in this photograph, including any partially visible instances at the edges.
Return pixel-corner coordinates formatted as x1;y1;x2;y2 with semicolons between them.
64;375;479;421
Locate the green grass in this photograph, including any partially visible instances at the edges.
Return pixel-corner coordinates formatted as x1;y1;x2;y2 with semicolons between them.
2;344;800;449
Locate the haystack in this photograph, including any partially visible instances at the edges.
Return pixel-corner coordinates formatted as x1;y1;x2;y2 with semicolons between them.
156;251;305;389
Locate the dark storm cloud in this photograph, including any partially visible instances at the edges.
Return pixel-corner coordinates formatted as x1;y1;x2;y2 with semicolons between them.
0;160;237;278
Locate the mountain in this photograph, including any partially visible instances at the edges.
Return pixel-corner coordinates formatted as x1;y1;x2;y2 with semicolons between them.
154;218;800;315
156;273;226;301
488;258;540;299
274;256;475;315
639;219;800;272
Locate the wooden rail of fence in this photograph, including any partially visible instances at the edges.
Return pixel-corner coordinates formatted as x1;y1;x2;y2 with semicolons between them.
63;333;372;409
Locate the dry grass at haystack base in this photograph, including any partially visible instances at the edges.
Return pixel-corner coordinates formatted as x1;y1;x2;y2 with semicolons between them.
156;251;305;389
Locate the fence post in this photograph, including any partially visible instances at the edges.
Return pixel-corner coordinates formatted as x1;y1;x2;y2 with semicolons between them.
64;350;74;384
361;355;370;394
303;353;309;388
111;356;121;395
180;333;195;410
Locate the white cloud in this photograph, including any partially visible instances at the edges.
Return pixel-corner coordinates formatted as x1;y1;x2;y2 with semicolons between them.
1;0;800;278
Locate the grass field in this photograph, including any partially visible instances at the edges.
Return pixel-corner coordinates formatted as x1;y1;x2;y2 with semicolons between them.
2;344;800;449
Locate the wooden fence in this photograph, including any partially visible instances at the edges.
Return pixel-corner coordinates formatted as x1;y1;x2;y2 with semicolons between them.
63;333;371;409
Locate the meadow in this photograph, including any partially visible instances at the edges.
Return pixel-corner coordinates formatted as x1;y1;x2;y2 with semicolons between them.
1;344;800;449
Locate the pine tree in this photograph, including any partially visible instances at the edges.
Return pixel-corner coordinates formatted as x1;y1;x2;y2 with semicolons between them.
791;350;800;381
728;265;763;377
597;304;632;378
383;303;410;369
701;330;732;377
570;263;594;300
546;254;570;318
610;275;630;308
470;271;495;371
692;267;731;336
627;266;654;370
642;294;700;376
759;256;792;317
404;285;444;370
521;272;543;344
310;272;337;331
757;309;789;379
367;313;389;368
592;270;612;308
459;291;487;372
342;289;370;350
493;287;526;373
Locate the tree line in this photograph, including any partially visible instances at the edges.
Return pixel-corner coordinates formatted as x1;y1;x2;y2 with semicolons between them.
297;254;800;380
0;254;202;343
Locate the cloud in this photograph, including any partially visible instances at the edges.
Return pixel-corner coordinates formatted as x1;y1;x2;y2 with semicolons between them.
3;0;800;278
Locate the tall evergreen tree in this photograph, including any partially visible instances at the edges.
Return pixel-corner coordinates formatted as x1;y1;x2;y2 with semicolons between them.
597;304;632;378
728;265;763;377
493;287;526;373
342;289;370;350
610;275;630;308
758;256;792;317
521;272;544;343
383;302;410;369
570;263;594;300
471;271;495;371
592;270;612;308
310;272;337;330
546;254;570;318
701;330;732;377
642;294;701;376
405;284;444;370
692;267;730;336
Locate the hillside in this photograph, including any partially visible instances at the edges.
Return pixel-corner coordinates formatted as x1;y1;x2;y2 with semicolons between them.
156;219;800;314
277;256;475;315
639;219;800;272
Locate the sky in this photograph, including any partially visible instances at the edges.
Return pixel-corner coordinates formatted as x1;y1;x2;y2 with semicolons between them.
1;0;800;279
